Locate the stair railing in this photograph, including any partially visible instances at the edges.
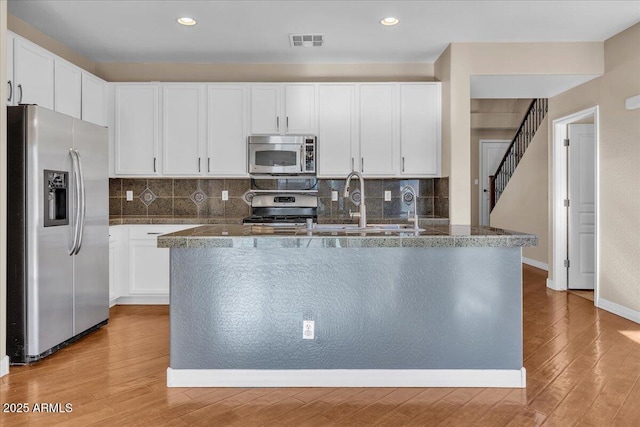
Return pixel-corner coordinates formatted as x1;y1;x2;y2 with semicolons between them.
489;98;548;211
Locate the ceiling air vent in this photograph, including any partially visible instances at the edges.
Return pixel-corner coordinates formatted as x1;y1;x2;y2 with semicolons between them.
289;34;324;48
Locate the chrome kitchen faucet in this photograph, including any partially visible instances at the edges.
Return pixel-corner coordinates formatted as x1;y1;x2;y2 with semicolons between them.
401;185;420;230
344;171;367;228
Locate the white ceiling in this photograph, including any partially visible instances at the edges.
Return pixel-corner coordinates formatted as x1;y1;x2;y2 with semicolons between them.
8;1;640;64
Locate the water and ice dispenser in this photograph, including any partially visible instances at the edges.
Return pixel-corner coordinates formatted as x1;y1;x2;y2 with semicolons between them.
44;170;69;227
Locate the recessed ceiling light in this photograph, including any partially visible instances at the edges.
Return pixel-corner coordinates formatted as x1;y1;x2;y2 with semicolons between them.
177;17;197;26
380;17;399;26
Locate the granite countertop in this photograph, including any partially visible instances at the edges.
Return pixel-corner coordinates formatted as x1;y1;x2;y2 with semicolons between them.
108;217;243;226
108;216;450;227
157;224;537;249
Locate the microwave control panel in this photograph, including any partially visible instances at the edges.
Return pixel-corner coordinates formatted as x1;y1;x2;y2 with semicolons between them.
304;137;315;173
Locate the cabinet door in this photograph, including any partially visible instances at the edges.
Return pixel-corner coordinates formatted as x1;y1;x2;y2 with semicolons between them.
81;73;108;126
7;33;14;105
114;84;159;175
109;235;117;305
359;84;397;176
14;37;54;109
318;85;357;176
284;84;315;134
162;84;206;175
208;85;248;176
54;58;82;119
250;85;281;134
126;226;196;297
400;84;441;176
129;238;171;295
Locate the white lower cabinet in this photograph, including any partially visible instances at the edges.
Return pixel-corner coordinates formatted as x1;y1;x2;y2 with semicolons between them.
109;225;199;304
108;228;119;307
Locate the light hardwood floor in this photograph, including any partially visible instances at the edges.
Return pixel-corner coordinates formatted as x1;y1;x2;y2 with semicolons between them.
2;265;640;426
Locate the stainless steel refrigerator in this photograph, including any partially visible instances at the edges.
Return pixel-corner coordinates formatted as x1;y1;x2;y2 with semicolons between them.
7;105;109;364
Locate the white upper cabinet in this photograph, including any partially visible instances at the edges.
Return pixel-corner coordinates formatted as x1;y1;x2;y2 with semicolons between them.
54;58;82;119
13;36;54;109
7;32;15;105
317;84;357;177
114;84;160;175
250;84;315;135
284;84;316;134
7;32;108;126
106;80;440;178
162;84;206;175
208;85;248;176
399;83;441;176
359;84;397;176
250;85;280;134
81;73;108;126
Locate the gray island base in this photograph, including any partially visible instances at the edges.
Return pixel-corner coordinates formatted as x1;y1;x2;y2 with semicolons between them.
161;224;537;388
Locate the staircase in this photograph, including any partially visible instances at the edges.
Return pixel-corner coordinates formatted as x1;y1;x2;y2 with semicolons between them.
489;98;548;210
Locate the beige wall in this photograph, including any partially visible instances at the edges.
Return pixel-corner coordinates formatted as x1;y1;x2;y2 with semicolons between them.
441;42;604;225
435;45;452;178
549;22;640;312
490;117;549;264
95;62;435;82
1;0;8;373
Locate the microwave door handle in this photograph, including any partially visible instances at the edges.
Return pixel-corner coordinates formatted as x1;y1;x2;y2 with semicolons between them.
300;145;304;172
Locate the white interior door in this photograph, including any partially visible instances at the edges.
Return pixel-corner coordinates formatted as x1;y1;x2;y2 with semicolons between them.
480;140;510;226
568;124;596;290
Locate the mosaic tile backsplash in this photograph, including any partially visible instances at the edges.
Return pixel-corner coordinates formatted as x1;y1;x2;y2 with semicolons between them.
109;177;449;221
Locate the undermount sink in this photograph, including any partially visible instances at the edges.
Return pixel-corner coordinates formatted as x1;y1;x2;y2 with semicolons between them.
312;223;424;233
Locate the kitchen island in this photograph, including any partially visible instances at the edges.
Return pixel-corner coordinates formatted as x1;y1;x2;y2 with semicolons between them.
159;224;536;388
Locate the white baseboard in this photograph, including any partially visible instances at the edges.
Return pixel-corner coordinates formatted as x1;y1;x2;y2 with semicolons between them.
167;367;526;388
115;295;169;305
522;257;549;271
546;278;564;291
598;298;640;324
0;355;10;378
109;297;118;308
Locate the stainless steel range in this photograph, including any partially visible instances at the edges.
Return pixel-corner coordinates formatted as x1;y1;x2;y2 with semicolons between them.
243;193;318;225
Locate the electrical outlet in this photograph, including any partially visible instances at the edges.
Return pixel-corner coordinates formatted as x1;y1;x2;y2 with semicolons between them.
474;179;479;185
331;190;338;201
303;320;315;340
384;190;392;201
126;190;133;201
221;190;229;201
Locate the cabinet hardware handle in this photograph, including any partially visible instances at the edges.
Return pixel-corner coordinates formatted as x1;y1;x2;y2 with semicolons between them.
276;116;279;131
7;81;12;102
17;84;23;104
208;157;211;173
153;157;156;173
361;157;364;172
198;157;201;173
402;157;405;172
147;232;162;235
351;157;354;171
286;116;289;132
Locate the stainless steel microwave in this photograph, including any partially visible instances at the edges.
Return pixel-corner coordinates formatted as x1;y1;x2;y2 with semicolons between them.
248;135;316;175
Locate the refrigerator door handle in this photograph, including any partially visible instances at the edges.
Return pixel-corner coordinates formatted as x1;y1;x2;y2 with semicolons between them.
73;149;86;255
68;149;80;255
